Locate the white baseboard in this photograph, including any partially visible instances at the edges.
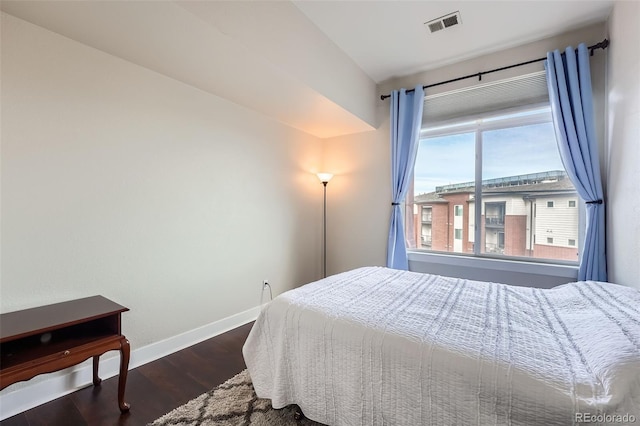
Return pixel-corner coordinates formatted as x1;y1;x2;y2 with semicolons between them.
0;305;261;421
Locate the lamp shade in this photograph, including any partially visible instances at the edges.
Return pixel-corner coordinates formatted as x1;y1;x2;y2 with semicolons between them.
316;172;334;183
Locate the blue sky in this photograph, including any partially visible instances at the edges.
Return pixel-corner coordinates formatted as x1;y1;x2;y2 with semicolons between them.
413;122;565;195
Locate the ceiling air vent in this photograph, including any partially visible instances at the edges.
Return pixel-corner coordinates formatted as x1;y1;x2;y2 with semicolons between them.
425;11;461;34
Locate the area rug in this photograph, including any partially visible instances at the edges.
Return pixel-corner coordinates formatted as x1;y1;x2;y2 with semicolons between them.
148;369;324;425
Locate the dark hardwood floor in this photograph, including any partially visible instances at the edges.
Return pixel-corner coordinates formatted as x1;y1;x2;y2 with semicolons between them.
1;322;254;426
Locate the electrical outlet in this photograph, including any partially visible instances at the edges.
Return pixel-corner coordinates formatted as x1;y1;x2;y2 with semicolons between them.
260;279;273;304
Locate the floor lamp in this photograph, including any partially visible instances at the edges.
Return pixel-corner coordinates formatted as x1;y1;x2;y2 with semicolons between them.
317;173;333;278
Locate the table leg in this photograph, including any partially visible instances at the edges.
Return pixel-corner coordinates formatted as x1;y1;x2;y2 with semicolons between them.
118;338;131;413
92;356;102;386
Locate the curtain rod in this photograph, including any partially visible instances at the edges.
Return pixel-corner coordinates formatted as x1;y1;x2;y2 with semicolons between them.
380;38;609;101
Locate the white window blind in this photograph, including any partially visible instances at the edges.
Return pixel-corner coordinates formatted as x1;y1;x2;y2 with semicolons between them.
423;71;549;125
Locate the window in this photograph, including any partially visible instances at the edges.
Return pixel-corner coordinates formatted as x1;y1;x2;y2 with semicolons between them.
407;104;580;264
421;207;432;222
452;205;464;252
420;207;432;248
568;239;576;246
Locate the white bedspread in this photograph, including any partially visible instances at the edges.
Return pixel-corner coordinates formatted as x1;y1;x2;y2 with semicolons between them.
243;267;640;425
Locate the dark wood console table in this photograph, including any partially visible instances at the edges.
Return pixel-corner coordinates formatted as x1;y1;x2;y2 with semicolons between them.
0;296;131;413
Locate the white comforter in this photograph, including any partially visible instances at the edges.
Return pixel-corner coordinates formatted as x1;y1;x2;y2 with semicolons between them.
243;267;640;425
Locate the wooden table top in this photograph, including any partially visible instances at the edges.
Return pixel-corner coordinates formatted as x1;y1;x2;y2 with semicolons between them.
0;296;129;343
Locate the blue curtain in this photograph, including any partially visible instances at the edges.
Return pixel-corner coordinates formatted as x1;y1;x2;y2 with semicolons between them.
387;85;424;270
545;44;606;281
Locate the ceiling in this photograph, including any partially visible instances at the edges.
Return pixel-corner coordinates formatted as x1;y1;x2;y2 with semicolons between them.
1;1;614;139
293;0;614;83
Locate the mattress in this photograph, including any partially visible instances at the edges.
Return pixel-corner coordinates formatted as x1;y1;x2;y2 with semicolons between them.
242;267;640;425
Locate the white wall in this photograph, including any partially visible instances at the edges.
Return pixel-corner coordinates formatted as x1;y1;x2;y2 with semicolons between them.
0;1;376;139
323;23;606;286
323;127;390;274
175;1;379;130
605;1;640;289
1;11;322;399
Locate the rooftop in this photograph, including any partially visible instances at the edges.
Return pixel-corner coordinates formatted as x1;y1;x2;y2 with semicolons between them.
435;170;567;193
415;170;577;203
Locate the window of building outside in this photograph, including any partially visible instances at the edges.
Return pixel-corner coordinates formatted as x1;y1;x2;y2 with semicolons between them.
420;207;433;248
408;105;581;264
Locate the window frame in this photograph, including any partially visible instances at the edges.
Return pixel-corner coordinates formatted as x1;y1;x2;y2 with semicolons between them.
410;104;582;267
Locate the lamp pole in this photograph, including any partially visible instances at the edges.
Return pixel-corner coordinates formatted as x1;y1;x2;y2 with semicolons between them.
316;173;333;278
322;180;328;278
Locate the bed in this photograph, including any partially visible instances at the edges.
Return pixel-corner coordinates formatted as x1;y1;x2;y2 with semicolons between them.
242;267;640;425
